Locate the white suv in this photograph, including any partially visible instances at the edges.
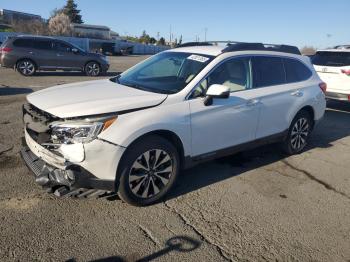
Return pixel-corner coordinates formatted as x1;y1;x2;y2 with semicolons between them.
312;46;350;102
21;42;326;206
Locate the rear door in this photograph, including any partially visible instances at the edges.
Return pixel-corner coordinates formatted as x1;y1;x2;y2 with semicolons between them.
312;51;350;93
253;56;312;139
32;39;57;69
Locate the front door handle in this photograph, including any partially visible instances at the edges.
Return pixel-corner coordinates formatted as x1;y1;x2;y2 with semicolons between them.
246;99;260;107
291;90;303;97
56;53;64;57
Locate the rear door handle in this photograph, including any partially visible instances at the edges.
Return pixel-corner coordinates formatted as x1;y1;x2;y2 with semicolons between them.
246;99;260;107
56;53;64;57
291;90;303;97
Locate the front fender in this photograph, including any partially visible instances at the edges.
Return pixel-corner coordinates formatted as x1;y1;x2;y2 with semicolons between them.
98;101;192;156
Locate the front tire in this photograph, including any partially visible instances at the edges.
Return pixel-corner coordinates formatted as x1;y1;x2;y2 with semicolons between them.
85;61;101;76
117;136;180;206
283;110;313;155
17;59;36;76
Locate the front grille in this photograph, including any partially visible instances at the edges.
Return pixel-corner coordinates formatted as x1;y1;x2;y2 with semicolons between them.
23;103;58;126
23;103;59;143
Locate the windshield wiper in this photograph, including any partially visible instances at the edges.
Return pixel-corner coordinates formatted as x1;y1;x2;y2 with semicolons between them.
124;82;149;91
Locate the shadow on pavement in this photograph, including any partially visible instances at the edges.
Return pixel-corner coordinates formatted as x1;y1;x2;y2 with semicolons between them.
0;86;33;96
66;236;201;262
166;102;350;201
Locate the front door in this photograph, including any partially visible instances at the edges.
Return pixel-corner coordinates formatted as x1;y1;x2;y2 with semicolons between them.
53;41;85;70
189;57;261;157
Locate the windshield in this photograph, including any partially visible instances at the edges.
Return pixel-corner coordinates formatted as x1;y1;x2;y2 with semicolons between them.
113;52;214;94
312;51;350;67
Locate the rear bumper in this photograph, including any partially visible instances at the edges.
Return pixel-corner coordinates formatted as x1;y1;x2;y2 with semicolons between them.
325;91;350;102
0;54;16;68
20;137;117;198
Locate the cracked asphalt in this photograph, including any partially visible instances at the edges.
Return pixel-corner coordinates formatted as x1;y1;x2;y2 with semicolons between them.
0;56;350;262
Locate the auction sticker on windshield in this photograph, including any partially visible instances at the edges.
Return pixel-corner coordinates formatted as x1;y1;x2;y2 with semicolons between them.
187;54;210;63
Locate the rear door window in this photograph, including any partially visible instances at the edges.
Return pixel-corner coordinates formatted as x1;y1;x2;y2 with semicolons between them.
284;58;312;83
252;56;286;88
312;51;350;67
34;39;53;50
13;38;34;48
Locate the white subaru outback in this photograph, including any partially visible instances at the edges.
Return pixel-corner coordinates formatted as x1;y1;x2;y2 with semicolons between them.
21;42;326;206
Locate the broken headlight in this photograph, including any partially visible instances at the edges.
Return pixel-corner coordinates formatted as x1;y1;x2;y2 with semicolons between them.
50;118;116;144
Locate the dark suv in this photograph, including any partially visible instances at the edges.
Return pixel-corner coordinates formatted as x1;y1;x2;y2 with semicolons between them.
0;36;109;76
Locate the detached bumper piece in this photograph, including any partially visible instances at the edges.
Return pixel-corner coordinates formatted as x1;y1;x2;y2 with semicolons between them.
20;146;116;199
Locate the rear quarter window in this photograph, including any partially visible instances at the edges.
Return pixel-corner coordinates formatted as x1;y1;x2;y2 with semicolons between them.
284;58;312;83
13;38;34;48
312;51;350;67
252;56;285;88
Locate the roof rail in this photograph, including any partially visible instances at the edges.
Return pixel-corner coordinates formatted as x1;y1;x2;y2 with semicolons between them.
334;45;350;50
176;41;238;48
176;42;213;48
222;42;301;55
175;41;301;55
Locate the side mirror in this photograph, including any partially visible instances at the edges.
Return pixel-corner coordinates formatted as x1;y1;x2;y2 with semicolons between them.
204;84;230;106
72;48;79;54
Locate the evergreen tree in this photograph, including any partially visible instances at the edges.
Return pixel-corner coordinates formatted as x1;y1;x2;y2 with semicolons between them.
63;0;83;24
158;37;166;46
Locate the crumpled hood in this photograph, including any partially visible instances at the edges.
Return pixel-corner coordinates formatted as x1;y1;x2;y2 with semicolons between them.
27;79;167;118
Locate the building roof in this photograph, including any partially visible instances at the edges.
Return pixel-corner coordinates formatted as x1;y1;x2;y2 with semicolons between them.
71;23;110;31
0;9;41;19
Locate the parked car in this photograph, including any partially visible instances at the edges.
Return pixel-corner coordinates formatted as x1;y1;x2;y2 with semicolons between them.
20;42;326;206
0;36;109;76
312;46;350;102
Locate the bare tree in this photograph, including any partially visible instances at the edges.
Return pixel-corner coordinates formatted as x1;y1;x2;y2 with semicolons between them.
48;13;72;36
301;46;317;56
11;20;48;35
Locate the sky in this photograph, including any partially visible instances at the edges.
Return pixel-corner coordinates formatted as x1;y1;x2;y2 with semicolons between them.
1;0;349;48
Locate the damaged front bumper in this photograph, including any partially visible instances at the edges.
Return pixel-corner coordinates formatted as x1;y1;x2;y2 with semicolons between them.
20;128;123;198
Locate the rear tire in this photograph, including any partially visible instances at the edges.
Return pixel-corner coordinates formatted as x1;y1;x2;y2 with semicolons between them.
282;110;313;155
117;135;180;206
85;61;101;76
17;59;36;76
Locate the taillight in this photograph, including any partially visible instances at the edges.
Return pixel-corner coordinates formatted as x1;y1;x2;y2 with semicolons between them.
319;82;327;94
341;69;350;76
0;47;12;53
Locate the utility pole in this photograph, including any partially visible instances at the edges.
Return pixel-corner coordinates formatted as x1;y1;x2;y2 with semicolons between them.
204;27;208;42
169;25;172;44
